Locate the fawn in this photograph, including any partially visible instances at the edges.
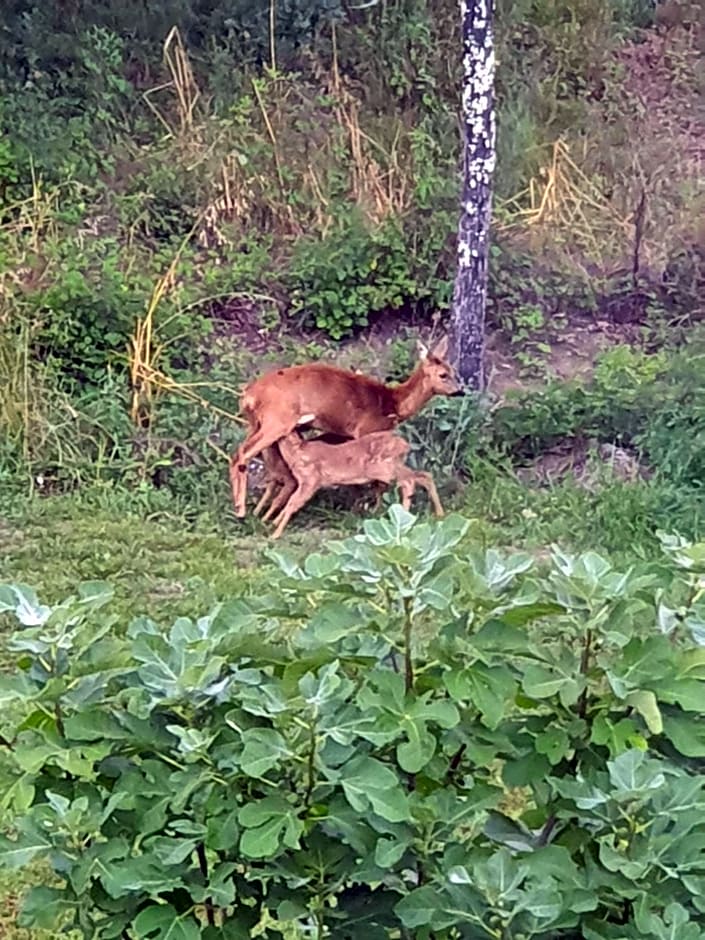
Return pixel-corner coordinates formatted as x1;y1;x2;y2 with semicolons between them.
269;430;444;539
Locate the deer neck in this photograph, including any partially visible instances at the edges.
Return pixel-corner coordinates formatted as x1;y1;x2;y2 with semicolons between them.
391;367;433;422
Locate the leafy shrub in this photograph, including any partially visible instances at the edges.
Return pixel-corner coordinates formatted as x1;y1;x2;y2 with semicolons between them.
637;350;705;490
0;135;20;204
3;508;705;937
287;214;418;338
288;212;452;339
488;241;598;327
489;342;705;493
491;346;667;452
0;27;133;189
23;244;145;385
0;0;347;88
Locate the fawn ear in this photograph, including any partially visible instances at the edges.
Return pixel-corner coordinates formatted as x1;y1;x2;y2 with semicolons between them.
431;335;449;360
416;339;429;361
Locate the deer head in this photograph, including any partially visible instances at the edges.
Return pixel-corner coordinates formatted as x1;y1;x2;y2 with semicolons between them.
416;336;463;397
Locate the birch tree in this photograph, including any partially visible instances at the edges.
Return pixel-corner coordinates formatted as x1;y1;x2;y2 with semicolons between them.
450;0;496;390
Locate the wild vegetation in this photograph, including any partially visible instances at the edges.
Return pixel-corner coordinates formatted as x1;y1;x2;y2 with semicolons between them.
1;0;705;936
4;511;705;938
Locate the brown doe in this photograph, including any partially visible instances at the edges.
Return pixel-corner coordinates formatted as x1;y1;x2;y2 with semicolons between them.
230;336;461;518
269;430;444;539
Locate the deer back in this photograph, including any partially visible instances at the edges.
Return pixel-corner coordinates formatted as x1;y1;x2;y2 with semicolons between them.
242;364;399;437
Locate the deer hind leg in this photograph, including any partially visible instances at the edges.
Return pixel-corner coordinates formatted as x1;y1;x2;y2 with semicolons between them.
411;470;444;517
369;481;388;512
396;468;444;517
397;478;416;512
271;478;320;540
230;424;296;518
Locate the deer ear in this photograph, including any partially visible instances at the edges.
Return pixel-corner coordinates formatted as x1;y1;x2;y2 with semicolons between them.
416;339;429;361
431;335;449;360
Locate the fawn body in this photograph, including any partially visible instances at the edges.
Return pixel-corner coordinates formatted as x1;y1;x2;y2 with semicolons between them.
270;430;444;539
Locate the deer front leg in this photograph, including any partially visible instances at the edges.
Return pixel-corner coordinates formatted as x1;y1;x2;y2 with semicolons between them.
230;425;295;518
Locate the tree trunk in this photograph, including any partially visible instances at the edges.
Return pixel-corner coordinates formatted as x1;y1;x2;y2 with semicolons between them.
450;0;496;390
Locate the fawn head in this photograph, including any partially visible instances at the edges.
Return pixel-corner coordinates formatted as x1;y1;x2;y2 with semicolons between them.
416;336;463;396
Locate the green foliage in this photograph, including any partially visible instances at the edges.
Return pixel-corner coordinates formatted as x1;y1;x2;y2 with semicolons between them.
25;248;141;385
0;1;346;86
491;343;705;492
489;242;598;325
288;213;451;339
3;507;705;937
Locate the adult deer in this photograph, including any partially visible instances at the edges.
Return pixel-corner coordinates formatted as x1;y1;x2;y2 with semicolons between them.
269;430;444;539
230;336;461;518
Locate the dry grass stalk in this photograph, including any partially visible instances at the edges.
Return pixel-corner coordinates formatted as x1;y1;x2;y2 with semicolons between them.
131;362;245;427
333;84;409;222
143;27;201;138
495;139;633;262
128;217;202;428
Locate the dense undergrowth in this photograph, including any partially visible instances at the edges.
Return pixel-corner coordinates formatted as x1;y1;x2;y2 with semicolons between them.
4;510;705;938
1;0;704;511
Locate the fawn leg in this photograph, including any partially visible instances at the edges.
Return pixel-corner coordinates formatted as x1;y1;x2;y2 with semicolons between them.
397;478;416;512
261;477;297;523
271;479;320;540
413;471;444;517
253;446;290;517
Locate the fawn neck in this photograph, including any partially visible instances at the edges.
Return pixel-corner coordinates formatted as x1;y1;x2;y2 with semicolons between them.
391;366;434;421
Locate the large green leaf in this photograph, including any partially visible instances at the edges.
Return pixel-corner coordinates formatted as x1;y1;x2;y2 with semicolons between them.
191;862;238;908
625;690;663;735
299;603;365;645
662;712;705;758
396;721;436;773
101;853;184;898
132;904;202;940
445;663;516;729
395;885;443;928
17;886;74;930
0;831;51;868
339;755;410;822
607;749;666;798
535;726;572;766
239;728;291;777
238;796;303;859
0;583;51;625
374;836;408;867
522;664;569;699
470;847;528;900
590;714;645;756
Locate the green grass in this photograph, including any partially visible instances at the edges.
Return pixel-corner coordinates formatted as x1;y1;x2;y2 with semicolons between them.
1;471;698;620
0;492;354;627
457;471;701;564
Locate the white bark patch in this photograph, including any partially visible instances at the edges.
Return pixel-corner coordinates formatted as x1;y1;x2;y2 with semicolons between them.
459;0;496;195
458;241;473;268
